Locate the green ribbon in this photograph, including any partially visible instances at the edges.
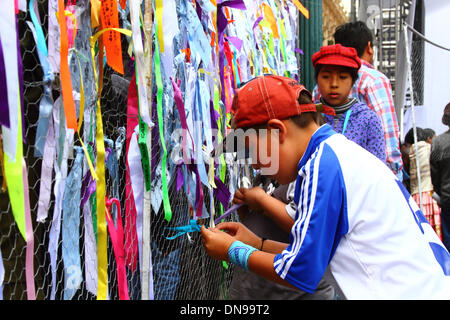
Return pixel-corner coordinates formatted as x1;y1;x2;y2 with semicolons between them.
154;18;172;222
4;87;26;241
87;109;97;241
136;62;151;192
138;114;151;192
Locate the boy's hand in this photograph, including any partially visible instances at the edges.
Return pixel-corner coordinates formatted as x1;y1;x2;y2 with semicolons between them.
201;222;263;261
215;222;262;249
200;226;235;261
233;187;267;213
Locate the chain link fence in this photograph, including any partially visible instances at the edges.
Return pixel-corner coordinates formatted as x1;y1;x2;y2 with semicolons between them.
0;0;299;300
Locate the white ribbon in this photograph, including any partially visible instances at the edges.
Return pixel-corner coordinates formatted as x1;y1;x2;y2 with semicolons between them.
127;126;145;292
36;97;60;223
48;125;74;300
129;0;153;127
83;200;98;296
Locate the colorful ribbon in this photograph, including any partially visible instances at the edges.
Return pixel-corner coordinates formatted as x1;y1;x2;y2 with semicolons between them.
0;36;10;128
105;197;129;300
62;146;83;300
125;72;139;273
154;18;173;222
23;158;36;300
57;0;78;130
165;219;202;240
214;203;243;225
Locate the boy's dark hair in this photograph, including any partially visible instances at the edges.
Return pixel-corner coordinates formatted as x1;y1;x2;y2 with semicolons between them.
404;127;426;145
314;64;359;85
334;21;373;57
248;91;323;131
443;102;450;127
290;91;324;128
423;128;436;140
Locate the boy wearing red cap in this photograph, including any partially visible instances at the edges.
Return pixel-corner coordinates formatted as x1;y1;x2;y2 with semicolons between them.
313;44;386;163
201;75;450;299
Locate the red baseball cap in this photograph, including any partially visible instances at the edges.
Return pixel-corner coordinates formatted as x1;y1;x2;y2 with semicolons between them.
230;74;335;129
312;44;361;70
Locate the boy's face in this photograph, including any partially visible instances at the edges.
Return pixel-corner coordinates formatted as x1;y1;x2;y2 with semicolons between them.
317;65;353;107
243;120;301;185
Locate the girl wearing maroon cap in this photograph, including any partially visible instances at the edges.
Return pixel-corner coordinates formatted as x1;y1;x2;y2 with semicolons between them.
313;44;386;164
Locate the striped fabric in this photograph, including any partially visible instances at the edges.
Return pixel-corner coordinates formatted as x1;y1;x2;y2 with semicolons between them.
413;192;442;241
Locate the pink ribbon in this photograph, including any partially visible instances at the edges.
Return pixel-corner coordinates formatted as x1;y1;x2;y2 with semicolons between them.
22;159;36;300
125;72;139;272
105;197;129;300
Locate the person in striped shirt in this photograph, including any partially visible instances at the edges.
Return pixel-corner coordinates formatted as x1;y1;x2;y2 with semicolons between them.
201;75;450;299
313;21;403;180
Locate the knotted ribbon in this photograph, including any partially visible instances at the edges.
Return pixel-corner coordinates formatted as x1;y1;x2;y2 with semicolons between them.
165;219;202;240
62;146;83;300
105;197;129;300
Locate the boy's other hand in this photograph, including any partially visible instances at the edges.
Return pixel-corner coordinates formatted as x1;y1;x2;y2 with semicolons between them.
233;187;267;213
214;222;261;249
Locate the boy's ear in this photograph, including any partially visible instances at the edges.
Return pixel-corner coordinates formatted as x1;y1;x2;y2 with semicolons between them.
362;41;374;63
367;41;374;55
266;119;287;143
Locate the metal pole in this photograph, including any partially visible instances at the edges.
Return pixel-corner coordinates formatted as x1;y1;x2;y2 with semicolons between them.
403;23;423;212
351;0;357;22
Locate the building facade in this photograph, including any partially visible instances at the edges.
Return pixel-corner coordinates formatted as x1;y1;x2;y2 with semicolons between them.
322;0;349;46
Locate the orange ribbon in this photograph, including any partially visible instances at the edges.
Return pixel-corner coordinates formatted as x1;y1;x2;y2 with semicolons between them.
100;0;124;74
57;0;77;130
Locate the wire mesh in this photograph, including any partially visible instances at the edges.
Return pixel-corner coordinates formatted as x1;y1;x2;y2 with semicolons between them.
0;0;300;300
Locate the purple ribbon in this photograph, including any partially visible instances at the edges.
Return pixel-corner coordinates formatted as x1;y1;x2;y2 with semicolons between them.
171;76;206;218
217;0;246;106
0;36;9;128
213;175;231;209
295;48;304;55
188;162;204;218
15;17;25;142
176;163;184;192
214;203;243;225
252;16;263;50
226;36;243;52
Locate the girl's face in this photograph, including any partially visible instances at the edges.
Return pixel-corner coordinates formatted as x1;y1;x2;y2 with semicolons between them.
317;65;354;107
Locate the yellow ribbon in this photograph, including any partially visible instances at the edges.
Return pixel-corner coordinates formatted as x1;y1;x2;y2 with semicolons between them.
4;86;26;241
90;0;101;28
263;3;279;39
155;0;164;52
89;27;132;300
290;0;310;19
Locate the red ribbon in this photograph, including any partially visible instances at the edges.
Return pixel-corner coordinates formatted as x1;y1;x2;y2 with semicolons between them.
105;197;129;300
125;72;139;272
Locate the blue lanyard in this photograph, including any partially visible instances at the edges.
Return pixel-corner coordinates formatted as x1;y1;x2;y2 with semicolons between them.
342;109;352;135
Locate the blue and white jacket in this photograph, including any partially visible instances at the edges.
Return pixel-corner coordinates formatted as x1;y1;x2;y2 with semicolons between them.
274;124;450;299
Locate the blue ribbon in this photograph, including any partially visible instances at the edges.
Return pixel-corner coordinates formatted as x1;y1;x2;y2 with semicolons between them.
164;219;202;240
62;146;84;300
29;0;55;157
342;109;352;135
